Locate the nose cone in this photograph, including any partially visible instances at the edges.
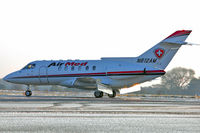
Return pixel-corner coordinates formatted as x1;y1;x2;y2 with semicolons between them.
3;74;11;82
3;71;24;84
3;72;16;83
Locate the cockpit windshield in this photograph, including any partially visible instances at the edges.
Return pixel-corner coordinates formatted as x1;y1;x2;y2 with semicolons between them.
22;64;36;70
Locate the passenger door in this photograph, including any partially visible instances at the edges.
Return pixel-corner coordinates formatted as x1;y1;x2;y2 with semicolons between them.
39;66;49;84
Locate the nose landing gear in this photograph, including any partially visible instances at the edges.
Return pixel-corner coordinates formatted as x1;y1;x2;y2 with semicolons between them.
25;85;32;97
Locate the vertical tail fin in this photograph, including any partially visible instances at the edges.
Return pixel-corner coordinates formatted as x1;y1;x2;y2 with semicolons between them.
137;30;192;69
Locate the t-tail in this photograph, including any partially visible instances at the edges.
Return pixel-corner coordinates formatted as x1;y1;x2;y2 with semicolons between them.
137;30;192;69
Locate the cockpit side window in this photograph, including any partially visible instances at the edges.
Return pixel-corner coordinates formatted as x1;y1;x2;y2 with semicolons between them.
22;64;36;70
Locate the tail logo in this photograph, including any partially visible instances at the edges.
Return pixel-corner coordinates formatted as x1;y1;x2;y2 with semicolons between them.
154;48;165;58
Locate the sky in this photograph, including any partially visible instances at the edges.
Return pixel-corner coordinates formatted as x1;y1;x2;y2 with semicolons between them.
0;0;200;80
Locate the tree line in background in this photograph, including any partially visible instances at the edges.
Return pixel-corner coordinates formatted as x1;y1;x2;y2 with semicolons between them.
1;67;200;95
137;67;200;95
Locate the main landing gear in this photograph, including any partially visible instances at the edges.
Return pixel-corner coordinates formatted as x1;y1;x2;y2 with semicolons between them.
94;90;117;98
25;85;32;97
108;90;116;98
94;91;104;98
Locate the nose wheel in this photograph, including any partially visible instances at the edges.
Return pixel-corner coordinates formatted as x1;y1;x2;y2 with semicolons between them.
25;85;32;97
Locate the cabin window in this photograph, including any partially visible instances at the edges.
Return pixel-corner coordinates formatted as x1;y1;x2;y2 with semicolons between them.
92;66;96;71
78;66;81;71
86;66;89;71
71;66;74;71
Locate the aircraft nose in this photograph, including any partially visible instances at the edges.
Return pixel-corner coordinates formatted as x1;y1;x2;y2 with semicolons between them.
3;73;15;83
3;74;11;82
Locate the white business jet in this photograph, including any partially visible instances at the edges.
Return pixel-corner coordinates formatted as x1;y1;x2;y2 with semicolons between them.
3;30;193;98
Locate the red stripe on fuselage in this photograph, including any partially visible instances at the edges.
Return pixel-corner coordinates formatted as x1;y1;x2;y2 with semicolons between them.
107;70;165;74
12;70;165;79
47;72;106;77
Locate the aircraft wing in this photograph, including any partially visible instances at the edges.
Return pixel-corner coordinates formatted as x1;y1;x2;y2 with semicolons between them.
60;77;114;94
74;77;97;84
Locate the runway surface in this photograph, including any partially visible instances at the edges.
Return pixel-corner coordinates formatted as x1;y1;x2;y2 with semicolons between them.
0;95;200;132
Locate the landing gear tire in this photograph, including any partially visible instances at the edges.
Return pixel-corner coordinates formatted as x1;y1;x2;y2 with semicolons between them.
25;85;32;97
25;90;32;97
94;91;104;98
108;90;116;98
